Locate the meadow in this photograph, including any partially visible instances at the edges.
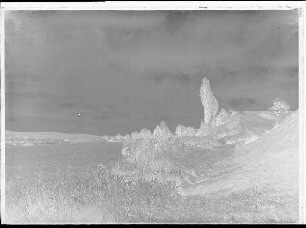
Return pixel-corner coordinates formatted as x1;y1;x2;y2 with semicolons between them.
5;111;299;224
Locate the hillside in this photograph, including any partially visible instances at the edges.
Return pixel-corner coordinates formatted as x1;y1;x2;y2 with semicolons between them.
5;131;107;146
178;111;298;201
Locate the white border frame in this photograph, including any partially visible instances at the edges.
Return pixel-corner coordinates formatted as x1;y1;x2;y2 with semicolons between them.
0;1;305;10
0;1;305;224
299;6;306;225
1;5;5;223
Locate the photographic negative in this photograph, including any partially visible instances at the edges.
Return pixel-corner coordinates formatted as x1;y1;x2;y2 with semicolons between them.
1;3;303;224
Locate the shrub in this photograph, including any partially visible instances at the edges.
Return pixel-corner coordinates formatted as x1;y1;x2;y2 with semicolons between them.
185;127;197;137
122;135;171;170
121;123;190;183
153;121;173;142
123;134;131;141
196;121;212;137
269;98;290;116
175;124;185;137
139;128;153;139
228;108;239;116
175;125;196;137
111;134;123;141
215;108;230;127
129;128;153;141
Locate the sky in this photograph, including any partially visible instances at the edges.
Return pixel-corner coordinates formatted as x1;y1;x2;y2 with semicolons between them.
5;10;299;135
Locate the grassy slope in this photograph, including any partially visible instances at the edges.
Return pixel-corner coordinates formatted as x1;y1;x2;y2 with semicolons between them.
5;111;299;223
179;111;298;195
177;111;299;223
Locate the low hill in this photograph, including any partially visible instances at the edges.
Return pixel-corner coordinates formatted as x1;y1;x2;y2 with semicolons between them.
5;131;107;146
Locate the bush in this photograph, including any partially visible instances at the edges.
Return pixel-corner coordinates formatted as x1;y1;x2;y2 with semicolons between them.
228;108;239;116
116;134;123;140
269;98;290;116
122;122;199;184
153;121;173;139
196;121;212;137
215;108;230;127
175;125;196;137
123;134;131;141
122;128;175;172
139;128;153;139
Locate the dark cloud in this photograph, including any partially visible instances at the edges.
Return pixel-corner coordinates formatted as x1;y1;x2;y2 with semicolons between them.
248;65;271;80
164;11;194;34
145;72;194;85
285;65;299;80
6;91;58;101
149;73;165;84
56;101;82;110
97;103;131;121
5;10;299;135
230;97;264;111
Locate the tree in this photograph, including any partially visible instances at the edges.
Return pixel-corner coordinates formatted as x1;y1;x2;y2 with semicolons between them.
153;121;173;139
123;134;131;141
175;124;186;137
114;134;123;141
215;108;230;127
186;127;197;136
131;131;140;140
269;98;290;115
139;128;153;139
196;121;211;137
200;77;219;124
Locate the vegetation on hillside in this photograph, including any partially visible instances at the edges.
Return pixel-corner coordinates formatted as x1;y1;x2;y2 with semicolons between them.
5;77;296;224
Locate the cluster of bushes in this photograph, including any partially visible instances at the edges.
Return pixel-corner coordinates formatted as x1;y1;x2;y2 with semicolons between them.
121;122;183;181
120;119;228;187
119;75;242;179
119;77;295;184
110;78;290;148
118;77;239;143
215;108;238;127
175;125;197;137
122;107;238;142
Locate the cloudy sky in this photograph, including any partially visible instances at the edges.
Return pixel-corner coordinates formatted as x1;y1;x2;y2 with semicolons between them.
5;10;299;135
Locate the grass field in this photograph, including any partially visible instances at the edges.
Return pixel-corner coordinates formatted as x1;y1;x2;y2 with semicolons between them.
5;111;299;224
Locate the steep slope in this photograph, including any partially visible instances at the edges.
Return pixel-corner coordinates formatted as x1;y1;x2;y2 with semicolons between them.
178;111;298;198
